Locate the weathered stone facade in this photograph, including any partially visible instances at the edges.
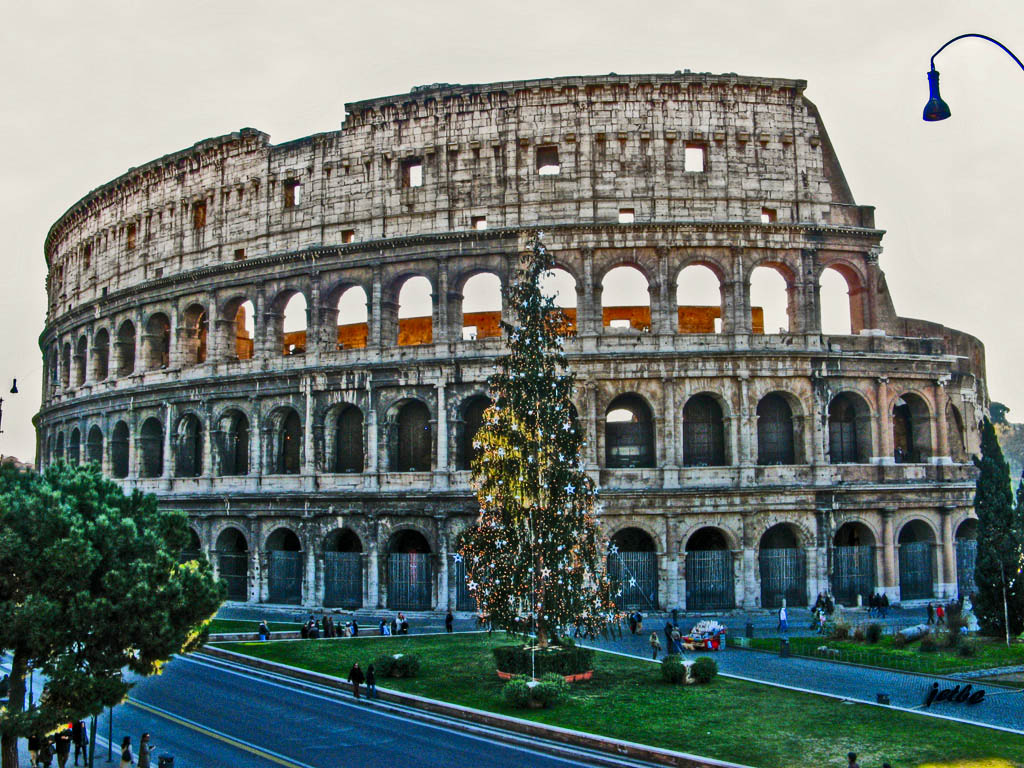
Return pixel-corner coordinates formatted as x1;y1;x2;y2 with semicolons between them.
36;73;986;612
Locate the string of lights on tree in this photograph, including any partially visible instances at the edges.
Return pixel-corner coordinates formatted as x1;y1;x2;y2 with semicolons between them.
459;234;616;647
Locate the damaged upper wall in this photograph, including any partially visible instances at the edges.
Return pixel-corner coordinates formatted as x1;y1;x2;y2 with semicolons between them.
43;72;872;319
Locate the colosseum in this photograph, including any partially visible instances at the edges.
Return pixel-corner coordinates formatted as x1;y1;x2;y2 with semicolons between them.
36;72;986;614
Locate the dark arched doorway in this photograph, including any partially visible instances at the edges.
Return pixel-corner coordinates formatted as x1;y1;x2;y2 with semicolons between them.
324;529;363;608
832;522;876;606
334;406;364;473
759;524;806;608
394;401;431;472
607;528;658;610
685;527;735;610
139;418;163;478
955;519;978;598
757;394;796;465
174;414;203;477
605;394;655;468
898;520;935;601
387;530;433;610
682;395;726;466
216;528;249;601
458;396;491;470
265;528;303;605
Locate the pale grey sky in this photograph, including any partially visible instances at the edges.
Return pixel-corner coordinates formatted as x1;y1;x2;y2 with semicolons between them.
2;0;1022;461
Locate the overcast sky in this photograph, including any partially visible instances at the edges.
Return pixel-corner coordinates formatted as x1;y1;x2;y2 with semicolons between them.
2;0;1021;462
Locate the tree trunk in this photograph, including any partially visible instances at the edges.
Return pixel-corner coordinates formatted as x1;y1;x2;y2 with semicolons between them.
1;649;27;768
88;715;98;768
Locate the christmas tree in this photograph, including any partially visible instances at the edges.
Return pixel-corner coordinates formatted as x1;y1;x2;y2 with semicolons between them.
459;235;613;648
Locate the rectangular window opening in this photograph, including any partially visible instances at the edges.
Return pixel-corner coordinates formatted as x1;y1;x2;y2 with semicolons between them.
618;208;635;224
402;158;424;188
193;201;207;229
126;223;137;250
761;207;778;224
536;145;560;175
341;229;355;244
462;326;478;341
471;216;487;230
684;144;706;173
234;248;246;261
609;319;631;329
283;180;302;208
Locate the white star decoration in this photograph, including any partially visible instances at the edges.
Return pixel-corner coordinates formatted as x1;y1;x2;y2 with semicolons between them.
609;543;619;555
453;553;463;563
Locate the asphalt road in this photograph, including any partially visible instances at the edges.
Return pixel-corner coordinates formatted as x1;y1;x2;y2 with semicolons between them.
4;653;636;768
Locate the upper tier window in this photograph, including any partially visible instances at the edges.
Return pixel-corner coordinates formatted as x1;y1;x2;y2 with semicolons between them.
402;158;423;188
283;180;302;208
684;144;706;173
537;146;560;175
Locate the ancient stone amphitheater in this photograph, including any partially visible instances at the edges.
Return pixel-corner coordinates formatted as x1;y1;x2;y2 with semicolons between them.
36;72;985;614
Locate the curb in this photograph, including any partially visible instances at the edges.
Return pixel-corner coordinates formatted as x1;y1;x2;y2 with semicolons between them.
199;644;750;768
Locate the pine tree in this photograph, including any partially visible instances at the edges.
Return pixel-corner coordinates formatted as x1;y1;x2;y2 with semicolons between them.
972;417;1024;644
460;235;613;648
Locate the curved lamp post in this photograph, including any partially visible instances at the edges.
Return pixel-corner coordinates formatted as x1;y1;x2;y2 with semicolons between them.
925;34;1024;121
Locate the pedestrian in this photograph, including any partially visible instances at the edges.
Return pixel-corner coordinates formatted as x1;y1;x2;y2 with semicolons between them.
119;736;133;768
846;752;860;768
936;603;946;626
926;602;935;625
137;733;152;768
880;593;889;618
72;721;86;767
628;612;637;635
663;621;674;654
671;626;683;654
391;616;399;635
28;733;40;766
635;611;644;633
649;630;662;660
366;663;377;699
258;620;270;641
379;619;387;635
323;615;334;638
445;609;454;633
55;726;72;768
351;619;359;637
778;605;788;634
400;615;409;635
38;737;54;768
348;661;365;700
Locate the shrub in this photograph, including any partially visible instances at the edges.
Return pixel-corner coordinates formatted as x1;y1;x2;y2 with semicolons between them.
691;656;718;684
892;632;908;650
830;621;851;640
865;623;883;644
503;673;567;708
852;626;865;642
957;638;977;657
661;654;687;684
920;634;938;653
493;644;594;676
941;629;961;649
503;676;533;708
374;652;421;678
532;674;568;707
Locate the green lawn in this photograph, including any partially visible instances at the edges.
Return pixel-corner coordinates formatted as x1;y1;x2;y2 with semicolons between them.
744;633;1024;675
214;633;1024;768
207;618;300;634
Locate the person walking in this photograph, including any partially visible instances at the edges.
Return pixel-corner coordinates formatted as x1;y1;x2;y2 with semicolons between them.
351;619;359;637
137;733;152;768
648;630;661;660
927;602;935;624
119;736;133;768
55;727;72;768
663;621;675;654
628;612;637;635
671;626;683;654
880;593;889;618
445;609;454;633
347;662;365;700
72;721;87;766
258;620;270;641
936;603;946;626
28;733;41;766
778;605;788;634
366;664;377;699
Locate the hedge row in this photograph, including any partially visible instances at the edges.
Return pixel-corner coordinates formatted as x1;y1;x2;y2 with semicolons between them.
492;644;594;676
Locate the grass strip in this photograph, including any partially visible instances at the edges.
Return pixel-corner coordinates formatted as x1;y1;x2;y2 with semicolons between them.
215;633;1024;768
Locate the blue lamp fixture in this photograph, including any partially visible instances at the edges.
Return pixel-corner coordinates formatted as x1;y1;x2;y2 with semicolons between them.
924;34;1024;122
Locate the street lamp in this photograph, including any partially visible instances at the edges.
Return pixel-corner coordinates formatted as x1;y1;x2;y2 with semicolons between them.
924;33;1024;121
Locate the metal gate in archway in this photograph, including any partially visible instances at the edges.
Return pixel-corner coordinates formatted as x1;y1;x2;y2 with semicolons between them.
607;552;658;610
832;545;875;606
388;553;433;610
899;541;934;601
685;550;735;611
759;548;806;609
956;539;978;598
324;552;362;609
267;551;303;604
218;552;249;601
453;559;477;612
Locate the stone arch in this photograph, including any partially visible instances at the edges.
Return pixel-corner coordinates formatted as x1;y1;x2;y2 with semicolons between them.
92;327;110;382
323;527;364;608
180;303;209;366
54;430;65;460
330;403;365;473
266;406;302;475
828;391;873;464
460;272;503;341
946;401;968;463
215;526;250;602
682;393;727;466
601;264;651;332
181;527;203;563
215;408;250;476
68;427;81;465
174;412;204;478
269;289;308;357
892;391;932;463
386;528;434;610
758;522;807;608
897;518;937;601
757;392;805;465
328;282;370;351
74;335;87;387
607;527;659;610
110;420;129;478
393;273;434;346
832;520;878;606
389;399;432;472
115;319;136;376
457;394;491;470
750;260;796;334
219;295;255;361
605;393;656;468
818;261;865;335
138;417;164;478
264;526;303;605
142;312;171;371
676;262;724;334
684;525;737;610
954;517;978;597
539;266;578;335
86;425;103;465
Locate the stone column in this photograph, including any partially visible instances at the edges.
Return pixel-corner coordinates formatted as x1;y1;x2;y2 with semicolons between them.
880;509;897;601
436;515;449;610
579;249;598;341
307;276;322;365
939;507;956;598
370;269;384;351
366;407;380;489
253;285;268;359
163;404;174;480
585;380;599;470
303;527;317;608
740;512;758;608
933;380;951;464
167;304;180;370
127;408;138;481
434;381;449;488
730;246;751;336
664;516;679;609
662;378;678;488
251;396;263;480
205;297;220;362
303;375;315;477
864;248;881;330
875;377;892;464
201;404;213;479
368;515;382;608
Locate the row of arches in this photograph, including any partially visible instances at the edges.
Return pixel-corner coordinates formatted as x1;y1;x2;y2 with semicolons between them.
47;261;863;393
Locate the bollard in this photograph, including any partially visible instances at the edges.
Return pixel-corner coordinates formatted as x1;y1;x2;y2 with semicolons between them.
876;693;890;705
745;622;754;639
158;756;174;768
779;637;790;658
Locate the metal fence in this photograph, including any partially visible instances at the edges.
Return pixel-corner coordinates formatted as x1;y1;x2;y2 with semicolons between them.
267;551;303;604
608;551;659;610
218;552;248;601
956;539;978;597
454;559;477;612
388;553;433;610
685;550;735;610
832;545;875;606
323;551;362;608
759;548;806;608
899;541;933;601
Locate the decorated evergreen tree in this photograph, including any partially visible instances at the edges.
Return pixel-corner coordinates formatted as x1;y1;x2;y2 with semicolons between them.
972;417;1024;644
460;235;613;648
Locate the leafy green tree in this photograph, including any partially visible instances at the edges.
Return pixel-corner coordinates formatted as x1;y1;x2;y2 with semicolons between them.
460;235;613;649
972;418;1024;644
0;462;223;768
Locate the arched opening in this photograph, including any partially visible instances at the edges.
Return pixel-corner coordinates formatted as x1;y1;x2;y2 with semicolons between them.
61;343;71;388
92;329;110;382
174;413;203;478
387;530;433;610
898;520;936;601
607;528;658;610
819;266;855;335
142;313;171;370
458;396;491;470
601;265;650;332
393;400;432;472
271;408;302;475
279;292;308;356
757;393;798;465
111;421;129;478
47;345;58;395
324;529;363;608
759;523;806;608
677;264;723;334
181;304;208;365
216;410;250;476
893;393;931;463
68;428;81;465
828;393;872;464
539;267;578;335
74;336;87;387
605;394;655;468
115;320;136;377
454;526;479;611
216;527;249;601
86;425;103;465
334;405;364;473
265;528;303;605
750;265;791;334
832;522;876;606
682;394;726;466
946;402;968;463
336;286;368;350
54;431;65;460
461;273;502;341
685;527;735;610
139;417;164;478
181;528;202;564
222;298;255;361
398;276;433;346
955;519;978;598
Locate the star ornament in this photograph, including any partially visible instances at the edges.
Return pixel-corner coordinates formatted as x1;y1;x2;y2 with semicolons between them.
453;553;463;563
608;543;619;555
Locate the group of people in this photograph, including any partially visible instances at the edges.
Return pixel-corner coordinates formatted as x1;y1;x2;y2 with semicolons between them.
867;593;891;618
297;614;360;639
626;611;645;635
926;601;948;625
378;612;410;636
26;722;88;768
346;662;377;700
117;733;153;768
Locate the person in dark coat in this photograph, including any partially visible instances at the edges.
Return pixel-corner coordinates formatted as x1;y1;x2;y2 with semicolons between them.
663;621;675;654
628;613;637;635
55;727;72;768
351;619;359;637
72;721;87;766
926;602;935;624
38;737;54;768
347;662;365;700
445;609;454;633
366;664;377;699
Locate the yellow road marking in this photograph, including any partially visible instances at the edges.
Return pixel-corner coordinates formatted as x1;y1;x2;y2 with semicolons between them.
126;698;309;768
